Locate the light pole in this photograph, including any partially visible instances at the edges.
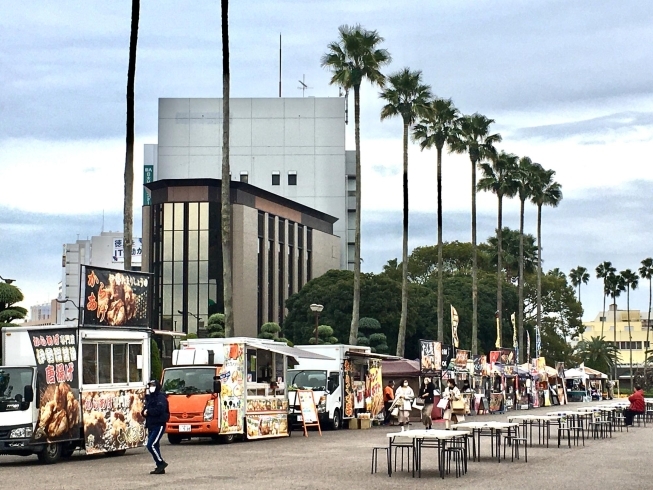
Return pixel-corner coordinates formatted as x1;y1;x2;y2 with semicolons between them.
310;303;323;345
56;298;81;326
0;275;15;284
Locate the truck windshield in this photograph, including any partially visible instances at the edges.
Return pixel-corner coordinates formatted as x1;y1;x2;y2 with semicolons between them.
287;370;327;391
0;368;33;405
162;368;215;395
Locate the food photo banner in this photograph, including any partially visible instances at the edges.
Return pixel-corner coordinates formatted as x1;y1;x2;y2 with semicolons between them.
83;266;151;327
420;340;442;375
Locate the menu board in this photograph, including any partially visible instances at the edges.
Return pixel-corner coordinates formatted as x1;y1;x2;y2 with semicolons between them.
343;359;355;418
29;329;81;443
297;390;318;424
83;266;150;327
246;396;287;413
441;345;454;371
218;343;245;434
420;340;442;374
489;393;503;412
366;359;383;417
246;413;289;439
82;388;147;454
454;350;470;370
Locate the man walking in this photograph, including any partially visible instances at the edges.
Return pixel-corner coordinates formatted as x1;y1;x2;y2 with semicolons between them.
144;379;170;474
383;380;395;425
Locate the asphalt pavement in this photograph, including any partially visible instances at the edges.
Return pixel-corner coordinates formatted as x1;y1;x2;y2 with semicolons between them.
1;400;650;490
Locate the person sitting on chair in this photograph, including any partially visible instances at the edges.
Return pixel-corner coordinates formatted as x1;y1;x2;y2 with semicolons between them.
624;385;645;426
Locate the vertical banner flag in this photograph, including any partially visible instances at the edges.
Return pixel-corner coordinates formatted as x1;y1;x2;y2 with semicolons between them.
526;330;531;362
511;312;518;363
535;325;541;359
451;305;459;348
495;311;501;348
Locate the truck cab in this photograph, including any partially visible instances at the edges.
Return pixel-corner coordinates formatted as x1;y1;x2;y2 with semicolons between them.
0;366;36;456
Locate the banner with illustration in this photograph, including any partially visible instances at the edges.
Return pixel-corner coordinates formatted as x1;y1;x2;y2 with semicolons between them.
454;349;470;370
441;345;454;372
82;388;147;454
419;340;442;375
451;306;459;348
245;413;289;439
83;266;151;327
489;351;500;373
218;343;245;434
473;354;486;376
28;329;81;444
343;358;355;418
366;359;383;416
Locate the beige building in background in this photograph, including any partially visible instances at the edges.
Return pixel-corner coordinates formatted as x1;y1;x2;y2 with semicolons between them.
143;178;339;340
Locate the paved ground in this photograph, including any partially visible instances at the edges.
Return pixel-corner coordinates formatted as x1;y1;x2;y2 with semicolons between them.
2;400;650;490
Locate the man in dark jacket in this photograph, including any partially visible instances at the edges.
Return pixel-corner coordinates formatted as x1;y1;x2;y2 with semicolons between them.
144;379;170;474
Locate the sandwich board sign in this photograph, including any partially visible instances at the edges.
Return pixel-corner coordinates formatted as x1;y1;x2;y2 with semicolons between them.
297;389;322;437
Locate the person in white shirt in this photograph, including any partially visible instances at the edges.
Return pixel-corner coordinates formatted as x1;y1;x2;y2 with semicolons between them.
394;379;414;427
442;379;462;429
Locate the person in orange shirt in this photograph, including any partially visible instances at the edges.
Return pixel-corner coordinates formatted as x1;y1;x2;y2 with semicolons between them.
383;380;395;425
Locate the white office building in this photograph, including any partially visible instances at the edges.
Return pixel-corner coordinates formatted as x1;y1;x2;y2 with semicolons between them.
60;232;142;325
144;97;356;270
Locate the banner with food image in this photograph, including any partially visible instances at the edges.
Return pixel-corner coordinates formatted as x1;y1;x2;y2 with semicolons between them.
82;388;147;454
366;359;383;417
246;396;288;413
29;329;81;443
218;343;245;434
343;359;355;418
454;349;470;370
83;266;150;327
245;413;288;439
420;340;441;374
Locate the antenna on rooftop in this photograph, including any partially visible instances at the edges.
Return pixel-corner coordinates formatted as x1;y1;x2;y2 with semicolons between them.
298;75;312;97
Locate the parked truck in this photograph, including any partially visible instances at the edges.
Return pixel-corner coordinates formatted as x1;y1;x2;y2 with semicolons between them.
162;337;330;443
287;345;390;430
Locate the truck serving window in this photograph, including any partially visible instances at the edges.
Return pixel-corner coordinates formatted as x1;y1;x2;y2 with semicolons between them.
82;342;144;386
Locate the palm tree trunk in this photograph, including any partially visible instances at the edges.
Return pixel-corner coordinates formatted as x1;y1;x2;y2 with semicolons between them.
349;84;362;345
536;203;542;358
123;0;140;272
601;282;606;338
436;145;443;342
647;278;652;388
397;121;409;357
221;0;234;337
613;292;618;381
497;195;503;347
518;198;525;363
628;287;633;389
471;157;478;355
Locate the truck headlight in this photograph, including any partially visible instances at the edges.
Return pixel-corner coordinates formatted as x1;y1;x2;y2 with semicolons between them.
9;426;32;438
203;401;214;422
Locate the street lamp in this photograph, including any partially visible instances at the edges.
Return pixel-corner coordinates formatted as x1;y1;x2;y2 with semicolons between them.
310;304;323;345
56;298;81;326
0;275;15;284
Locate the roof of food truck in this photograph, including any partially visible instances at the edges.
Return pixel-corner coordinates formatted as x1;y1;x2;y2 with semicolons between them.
183;337;333;360
295;344;401;360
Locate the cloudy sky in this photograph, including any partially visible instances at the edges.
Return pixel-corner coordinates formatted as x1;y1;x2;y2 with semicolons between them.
2;0;653;321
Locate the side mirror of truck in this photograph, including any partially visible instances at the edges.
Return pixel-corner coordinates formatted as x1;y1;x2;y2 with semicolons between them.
213;378;222;394
24;385;34;404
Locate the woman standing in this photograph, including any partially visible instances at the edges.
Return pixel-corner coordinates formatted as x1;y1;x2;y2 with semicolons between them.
394;379;414;427
418;377;436;429
442;379;462;429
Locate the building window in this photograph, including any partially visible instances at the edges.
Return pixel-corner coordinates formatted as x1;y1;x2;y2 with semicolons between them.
307;228;312;282
258;212;265;330
240;172;248;183
278;219;285;325
288;171;297;186
288;222;294;296
298;224;304;289
272;171;280;186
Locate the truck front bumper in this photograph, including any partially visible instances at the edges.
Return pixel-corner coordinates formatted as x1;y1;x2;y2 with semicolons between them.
0;438;37;455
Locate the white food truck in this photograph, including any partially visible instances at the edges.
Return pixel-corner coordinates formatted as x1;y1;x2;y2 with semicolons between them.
0;266;152;464
287;344;393;430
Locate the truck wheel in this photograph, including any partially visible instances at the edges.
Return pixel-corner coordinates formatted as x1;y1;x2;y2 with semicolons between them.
167;434;183;445
37;443;61;464
331;409;341;430
220;434;235;444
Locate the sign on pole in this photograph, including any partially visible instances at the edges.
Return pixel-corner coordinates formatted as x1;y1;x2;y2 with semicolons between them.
296;389;321;437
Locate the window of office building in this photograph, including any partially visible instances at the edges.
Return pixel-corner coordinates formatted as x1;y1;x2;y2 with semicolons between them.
268;215;275;322
240;172;249;183
272;171;280;186
258;212;265;329
278;218;285;325
288;222;294;296
307;228;312;282
298;224;304;289
288;171;297;186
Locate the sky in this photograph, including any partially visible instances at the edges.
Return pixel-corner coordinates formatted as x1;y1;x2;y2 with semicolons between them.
1;0;653;321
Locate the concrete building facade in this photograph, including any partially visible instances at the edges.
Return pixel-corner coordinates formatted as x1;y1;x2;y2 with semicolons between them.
145;97;356;271
142;178;340;339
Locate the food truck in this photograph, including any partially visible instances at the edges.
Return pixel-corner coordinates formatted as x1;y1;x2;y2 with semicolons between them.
163;337;331;443
286;344;390;430
0;266;152;464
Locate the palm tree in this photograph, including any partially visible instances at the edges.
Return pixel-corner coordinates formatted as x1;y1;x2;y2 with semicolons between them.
451;114;501;355
515;156;536;363
569;266;590;305
123;0;140;271
380;68;432;357
596;261;616;337
322;25;391;345
413;98;459;342
529;164;562;351
477;150;519;346
575;336;620;378
639;258;653;385
606;272;626;380
621;269;639;388
221;0;234;337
